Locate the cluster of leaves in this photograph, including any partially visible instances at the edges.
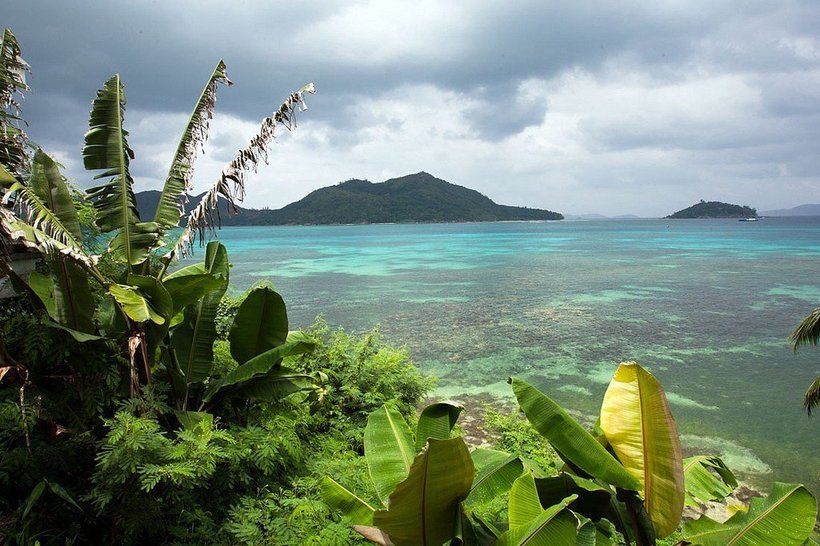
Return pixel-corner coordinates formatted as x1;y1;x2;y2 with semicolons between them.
0;299;433;544
295;318;434;427
324;364;819;546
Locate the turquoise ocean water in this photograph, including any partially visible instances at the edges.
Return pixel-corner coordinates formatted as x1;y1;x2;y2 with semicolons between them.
187;217;820;492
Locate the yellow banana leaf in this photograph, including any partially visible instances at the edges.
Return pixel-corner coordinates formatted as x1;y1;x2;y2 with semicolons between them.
600;361;684;538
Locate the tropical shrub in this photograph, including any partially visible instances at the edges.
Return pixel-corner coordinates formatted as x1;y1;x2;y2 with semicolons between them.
295;318;434;425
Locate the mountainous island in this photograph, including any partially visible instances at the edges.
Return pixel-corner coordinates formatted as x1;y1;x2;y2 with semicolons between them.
136;172;563;225
666;200;757;219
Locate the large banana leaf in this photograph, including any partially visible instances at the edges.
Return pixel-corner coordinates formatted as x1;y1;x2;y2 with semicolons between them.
108;284;165;325
0;161;15;186
510;377;640;491
202;333;315;401
372;437;474;546
682;482;817;546
466;448;524;507
28;150;81;242
153;60;231;231
27;260;95;334
320;476;376;525
163;273;224;319
26;271;57;317
683;455;737;506
599;362;684;538
364;404;416;505
21;152;95;337
216;366;313;402
83;74;156;265
228;284;288;364
414;401;463;450
496;494;579;546
169;241;228;387
509;472;546;529
168;83;314;261
126;274;173;323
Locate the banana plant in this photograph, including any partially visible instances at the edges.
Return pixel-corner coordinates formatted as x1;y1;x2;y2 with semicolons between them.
511;361;684;545
321;401;528;545
0;28;316;412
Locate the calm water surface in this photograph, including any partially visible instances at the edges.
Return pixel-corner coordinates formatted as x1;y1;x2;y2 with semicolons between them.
186;218;820;492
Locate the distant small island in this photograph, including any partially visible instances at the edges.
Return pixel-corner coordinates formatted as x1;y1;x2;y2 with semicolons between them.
666;200;757;219
136;172;564;225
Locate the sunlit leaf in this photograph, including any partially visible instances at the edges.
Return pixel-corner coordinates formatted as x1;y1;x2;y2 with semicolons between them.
600;362;684;538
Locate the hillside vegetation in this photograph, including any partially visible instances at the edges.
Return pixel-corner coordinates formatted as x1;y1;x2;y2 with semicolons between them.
137;172;563;225
667;200;757;219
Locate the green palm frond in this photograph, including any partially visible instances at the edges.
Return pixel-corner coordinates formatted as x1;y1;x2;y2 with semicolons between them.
790;308;820;416
83;74;157;266
152;60;232;232
803;376;820;416
166;82;315;262
0;28;31;179
790;307;820;350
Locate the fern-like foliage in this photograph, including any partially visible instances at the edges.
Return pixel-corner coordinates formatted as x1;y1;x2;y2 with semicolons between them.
152;60;232;233
168;83;315;260
0;28;30;179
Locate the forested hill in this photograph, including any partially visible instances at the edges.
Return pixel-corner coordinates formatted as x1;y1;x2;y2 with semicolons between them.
135;172;563;225
666;201;757;219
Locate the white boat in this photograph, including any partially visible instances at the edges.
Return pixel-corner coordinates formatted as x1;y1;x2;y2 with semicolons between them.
738;217;759;222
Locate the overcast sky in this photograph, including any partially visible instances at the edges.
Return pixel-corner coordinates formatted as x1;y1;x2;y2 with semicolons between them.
5;0;820;216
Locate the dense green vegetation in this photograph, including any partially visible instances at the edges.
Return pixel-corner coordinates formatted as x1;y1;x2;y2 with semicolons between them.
134;173;564;226
666;200;758;219
1;27;818;545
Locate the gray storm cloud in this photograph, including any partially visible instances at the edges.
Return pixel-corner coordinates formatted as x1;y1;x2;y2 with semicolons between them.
5;0;820;216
